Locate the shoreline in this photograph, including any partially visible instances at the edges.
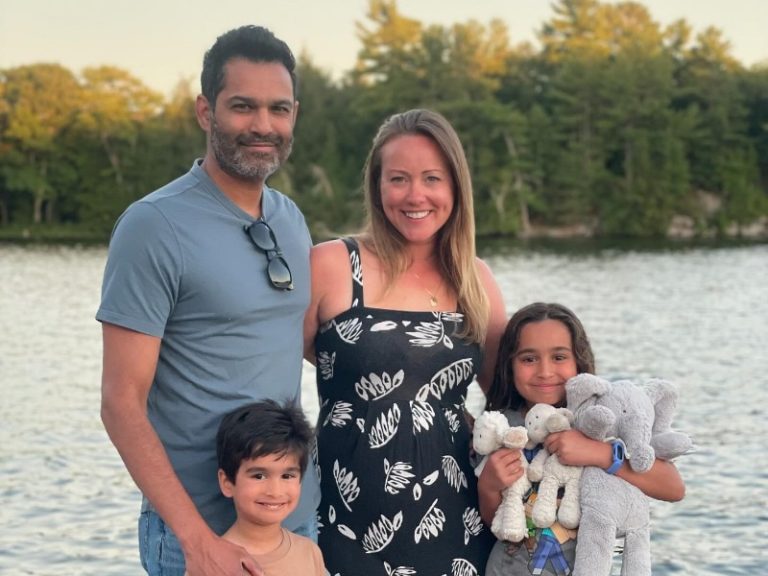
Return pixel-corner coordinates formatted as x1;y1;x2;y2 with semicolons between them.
1;215;766;245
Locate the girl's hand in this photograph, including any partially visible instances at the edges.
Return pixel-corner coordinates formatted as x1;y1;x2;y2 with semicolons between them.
478;448;526;493
544;429;611;468
477;448;526;525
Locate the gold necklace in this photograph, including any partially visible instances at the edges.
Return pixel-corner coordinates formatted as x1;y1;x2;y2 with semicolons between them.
412;269;439;307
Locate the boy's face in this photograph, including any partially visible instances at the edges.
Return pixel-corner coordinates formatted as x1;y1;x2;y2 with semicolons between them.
219;451;302;528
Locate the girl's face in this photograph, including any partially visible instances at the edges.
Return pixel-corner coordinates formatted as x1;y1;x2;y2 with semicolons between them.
513;319;578;409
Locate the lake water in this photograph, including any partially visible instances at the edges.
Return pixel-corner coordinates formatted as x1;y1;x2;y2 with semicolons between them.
1;241;766;575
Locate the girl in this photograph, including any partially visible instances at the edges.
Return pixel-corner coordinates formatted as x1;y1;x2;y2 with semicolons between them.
478;302;685;576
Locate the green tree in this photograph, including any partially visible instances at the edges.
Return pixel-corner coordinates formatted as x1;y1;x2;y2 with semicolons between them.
597;49;689;235
0;64;81;224
279;56;364;239
77;66;163;189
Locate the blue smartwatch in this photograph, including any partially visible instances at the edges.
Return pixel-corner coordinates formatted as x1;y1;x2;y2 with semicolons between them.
605;439;626;475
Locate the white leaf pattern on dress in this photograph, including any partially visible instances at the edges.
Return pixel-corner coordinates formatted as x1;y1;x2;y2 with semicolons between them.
368;404;401;448
311;438;321;482
384;458;415;495
334;317;363;344
355;369;404;401
441;312;463;322
422;470;439;485
441;455;468;492
384;561;417;576
356;418;366;432
337;524;357;540
333;460;361;511
451;558;479;576
425;359;475;400
413;483;422;500
349;248;362;286
414;499;446;543
328;505;336;524
371;320;398;332
324;401;353;428
415;382;431;402
443;407;461;434
406;315;449;348
410;400;435;433
362;511;404;553
317;350;336;381
462;507;483;545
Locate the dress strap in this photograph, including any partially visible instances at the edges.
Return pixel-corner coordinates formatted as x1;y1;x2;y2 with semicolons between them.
341;237;364;308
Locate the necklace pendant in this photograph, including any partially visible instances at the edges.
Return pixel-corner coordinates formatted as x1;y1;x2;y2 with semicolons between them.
429;295;438;307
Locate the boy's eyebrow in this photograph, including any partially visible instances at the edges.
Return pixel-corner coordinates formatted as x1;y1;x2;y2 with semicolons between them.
242;464;302;473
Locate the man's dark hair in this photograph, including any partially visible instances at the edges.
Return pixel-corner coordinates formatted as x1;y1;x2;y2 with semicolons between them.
200;25;297;107
216;399;313;483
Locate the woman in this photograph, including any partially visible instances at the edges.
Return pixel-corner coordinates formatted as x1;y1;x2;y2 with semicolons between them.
304;109;507;575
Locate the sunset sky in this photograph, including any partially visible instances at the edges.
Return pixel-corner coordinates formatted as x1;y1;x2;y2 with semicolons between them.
1;0;765;96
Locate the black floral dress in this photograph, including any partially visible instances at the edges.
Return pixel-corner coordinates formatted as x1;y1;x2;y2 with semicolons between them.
314;238;493;576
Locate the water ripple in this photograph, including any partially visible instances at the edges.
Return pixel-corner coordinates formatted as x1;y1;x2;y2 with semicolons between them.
2;243;766;575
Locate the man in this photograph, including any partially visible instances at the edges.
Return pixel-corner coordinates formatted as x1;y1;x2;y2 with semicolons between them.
97;26;319;576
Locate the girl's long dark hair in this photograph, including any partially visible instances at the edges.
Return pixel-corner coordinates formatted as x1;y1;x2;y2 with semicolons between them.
485;302;595;411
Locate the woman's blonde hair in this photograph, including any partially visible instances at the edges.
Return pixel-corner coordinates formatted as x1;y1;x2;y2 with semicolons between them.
360;108;489;343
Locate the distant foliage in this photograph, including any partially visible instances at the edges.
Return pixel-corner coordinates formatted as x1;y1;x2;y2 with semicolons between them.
1;0;765;240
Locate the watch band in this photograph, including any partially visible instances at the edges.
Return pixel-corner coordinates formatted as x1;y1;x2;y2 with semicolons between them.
605;439;626;475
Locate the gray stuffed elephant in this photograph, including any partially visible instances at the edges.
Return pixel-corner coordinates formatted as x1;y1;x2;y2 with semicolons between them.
565;373;691;576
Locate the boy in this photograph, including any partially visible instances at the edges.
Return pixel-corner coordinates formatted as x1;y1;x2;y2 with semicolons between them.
215;399;325;575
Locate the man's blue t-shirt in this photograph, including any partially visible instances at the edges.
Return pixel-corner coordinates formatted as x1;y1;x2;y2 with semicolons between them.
97;160;320;534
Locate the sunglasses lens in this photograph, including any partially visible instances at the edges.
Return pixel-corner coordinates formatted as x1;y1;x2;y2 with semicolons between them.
247;222;276;251
244;221;294;290
268;257;293;289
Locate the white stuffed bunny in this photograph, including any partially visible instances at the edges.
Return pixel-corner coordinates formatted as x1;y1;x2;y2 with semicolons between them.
524;403;582;530
473;411;531;542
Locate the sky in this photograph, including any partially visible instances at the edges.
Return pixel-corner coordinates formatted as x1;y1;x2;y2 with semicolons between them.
1;0;766;97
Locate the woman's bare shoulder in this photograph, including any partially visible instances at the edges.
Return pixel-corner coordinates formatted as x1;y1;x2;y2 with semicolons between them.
311;238;351;267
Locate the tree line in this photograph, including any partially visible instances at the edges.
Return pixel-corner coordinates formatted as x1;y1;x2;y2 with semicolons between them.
1;0;766;241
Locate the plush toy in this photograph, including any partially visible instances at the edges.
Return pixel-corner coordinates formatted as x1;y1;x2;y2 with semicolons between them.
644;378;694;461
473;410;531;542
524;403;582;530
566;373;692;576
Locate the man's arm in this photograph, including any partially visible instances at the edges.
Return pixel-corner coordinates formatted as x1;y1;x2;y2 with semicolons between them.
100;323;262;576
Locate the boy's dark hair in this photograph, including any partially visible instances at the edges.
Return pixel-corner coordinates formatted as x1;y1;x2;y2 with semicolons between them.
485;302;596;412
217;399;313;483
200;25;297;107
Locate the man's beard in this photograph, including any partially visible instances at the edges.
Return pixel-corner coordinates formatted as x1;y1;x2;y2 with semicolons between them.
209;117;293;182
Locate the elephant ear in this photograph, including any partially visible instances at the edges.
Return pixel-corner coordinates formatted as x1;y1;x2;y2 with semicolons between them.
548;407;575;432
644;379;693;459
643;378;678;436
566;373;610;413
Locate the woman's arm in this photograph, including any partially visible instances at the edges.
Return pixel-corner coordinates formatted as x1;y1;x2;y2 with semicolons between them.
547;430;685;502
303;240;354;364
475;258;507;394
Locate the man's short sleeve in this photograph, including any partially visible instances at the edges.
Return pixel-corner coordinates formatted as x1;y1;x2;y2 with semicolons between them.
96;201;182;338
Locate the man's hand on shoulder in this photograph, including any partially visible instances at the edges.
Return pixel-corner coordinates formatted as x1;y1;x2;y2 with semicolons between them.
183;533;263;576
